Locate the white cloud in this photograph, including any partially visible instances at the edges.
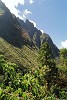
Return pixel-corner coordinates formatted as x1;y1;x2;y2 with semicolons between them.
23;9;32;15
2;0;25;19
29;0;34;4
20;9;32;20
61;40;67;48
29;20;36;27
40;30;44;33
1;0;34;20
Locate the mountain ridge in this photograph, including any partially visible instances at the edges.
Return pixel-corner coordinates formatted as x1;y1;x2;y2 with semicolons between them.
0;0;35;48
0;0;59;70
17;18;59;57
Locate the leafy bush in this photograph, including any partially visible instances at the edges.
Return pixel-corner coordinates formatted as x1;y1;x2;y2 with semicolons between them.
0;49;67;100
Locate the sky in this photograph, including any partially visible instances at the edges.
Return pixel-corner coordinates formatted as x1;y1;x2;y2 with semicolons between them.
1;0;67;49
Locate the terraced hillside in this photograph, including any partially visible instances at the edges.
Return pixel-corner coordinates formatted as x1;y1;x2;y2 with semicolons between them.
0;38;38;70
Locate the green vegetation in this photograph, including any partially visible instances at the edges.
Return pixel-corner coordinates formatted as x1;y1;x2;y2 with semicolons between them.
0;42;67;99
38;42;54;66
38;42;58;89
0;38;38;71
0;1;66;99
56;48;67;91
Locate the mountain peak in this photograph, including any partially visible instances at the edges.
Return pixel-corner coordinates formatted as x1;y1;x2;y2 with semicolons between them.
18;18;59;57
0;0;59;57
0;1;33;48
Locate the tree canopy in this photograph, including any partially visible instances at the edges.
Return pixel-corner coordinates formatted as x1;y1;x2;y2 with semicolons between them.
38;42;53;67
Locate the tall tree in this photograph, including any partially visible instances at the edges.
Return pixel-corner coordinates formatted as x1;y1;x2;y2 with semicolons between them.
60;48;67;67
60;48;67;58
38;42;53;67
38;42;58;89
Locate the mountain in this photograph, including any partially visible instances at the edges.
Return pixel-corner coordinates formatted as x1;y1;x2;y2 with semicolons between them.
0;0;38;70
0;38;38;72
17;18;59;57
0;0;59;70
0;0;33;48
40;33;59;57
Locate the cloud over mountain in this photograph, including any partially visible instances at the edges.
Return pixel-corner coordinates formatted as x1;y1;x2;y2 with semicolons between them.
29;20;36;27
61;40;67;48
18;9;32;20
1;0;34;20
2;0;24;18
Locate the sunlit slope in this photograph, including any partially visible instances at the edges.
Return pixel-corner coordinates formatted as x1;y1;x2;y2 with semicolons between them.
0;38;38;69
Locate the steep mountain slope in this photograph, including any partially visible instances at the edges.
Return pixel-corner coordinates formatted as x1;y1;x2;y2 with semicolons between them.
0;0;33;48
17;18;59;57
0;0;38;70
0;38;38;70
17;18;41;48
0;0;59;71
40;33;59;57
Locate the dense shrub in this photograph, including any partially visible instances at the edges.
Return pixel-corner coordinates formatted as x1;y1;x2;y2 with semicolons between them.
0;47;67;100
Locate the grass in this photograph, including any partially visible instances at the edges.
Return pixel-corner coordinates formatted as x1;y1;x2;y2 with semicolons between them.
0;38;38;70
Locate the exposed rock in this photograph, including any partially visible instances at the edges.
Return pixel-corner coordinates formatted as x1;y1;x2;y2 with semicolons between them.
17;18;59;57
0;0;32;48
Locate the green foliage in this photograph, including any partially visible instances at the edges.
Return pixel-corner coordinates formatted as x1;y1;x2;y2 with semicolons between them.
0;47;67;100
60;48;67;58
38;43;58;89
59;48;67;69
38;42;53;67
56;48;67;88
59;90;67;99
44;95;56;100
0;38;38;71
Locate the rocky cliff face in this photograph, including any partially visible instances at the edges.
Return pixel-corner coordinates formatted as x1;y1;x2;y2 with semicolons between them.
0;1;22;47
0;0;33;48
17;18;41;48
0;0;59;57
17;18;59;57
40;33;59;57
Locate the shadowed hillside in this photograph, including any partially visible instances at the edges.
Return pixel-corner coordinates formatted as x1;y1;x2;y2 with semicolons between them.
0;0;33;48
